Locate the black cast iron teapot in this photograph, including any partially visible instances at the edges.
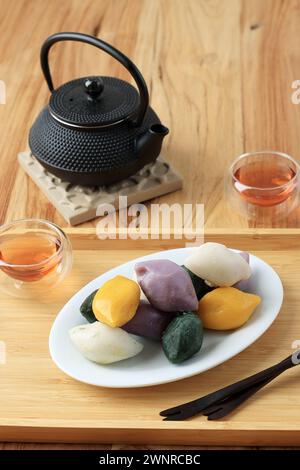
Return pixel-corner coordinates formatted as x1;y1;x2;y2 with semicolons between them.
29;32;169;186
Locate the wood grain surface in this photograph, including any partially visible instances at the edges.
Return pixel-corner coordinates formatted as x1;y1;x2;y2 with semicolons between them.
0;230;300;447
1;0;300;450
1;0;300;229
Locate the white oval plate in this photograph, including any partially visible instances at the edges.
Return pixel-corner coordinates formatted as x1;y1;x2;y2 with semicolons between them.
49;247;283;388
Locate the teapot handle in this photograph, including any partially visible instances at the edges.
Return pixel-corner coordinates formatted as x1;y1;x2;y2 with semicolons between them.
40;32;149;127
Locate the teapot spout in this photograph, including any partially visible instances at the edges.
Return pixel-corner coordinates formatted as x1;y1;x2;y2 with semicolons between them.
136;124;169;163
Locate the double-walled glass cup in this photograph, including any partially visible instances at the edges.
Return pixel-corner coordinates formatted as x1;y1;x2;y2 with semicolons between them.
225;151;300;223
0;219;72;298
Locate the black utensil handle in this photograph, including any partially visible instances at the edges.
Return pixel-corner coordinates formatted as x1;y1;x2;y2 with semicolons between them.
40;32;149;126
161;352;299;420
203;371;279;420
205;354;296;402
161;361;292;421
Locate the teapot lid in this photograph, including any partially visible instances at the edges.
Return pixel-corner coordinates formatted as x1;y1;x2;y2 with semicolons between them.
49;76;139;128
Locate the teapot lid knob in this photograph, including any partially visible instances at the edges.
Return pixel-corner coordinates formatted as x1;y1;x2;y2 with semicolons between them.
84;77;104;99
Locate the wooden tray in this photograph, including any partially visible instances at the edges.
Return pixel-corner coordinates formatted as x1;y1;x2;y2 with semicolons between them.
1;229;300;446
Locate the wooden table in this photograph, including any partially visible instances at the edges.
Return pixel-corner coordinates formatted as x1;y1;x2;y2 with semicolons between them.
1;0;300;450
2;0;300;229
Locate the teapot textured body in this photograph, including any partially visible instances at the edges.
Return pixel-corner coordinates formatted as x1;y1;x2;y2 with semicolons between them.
29;32;169;186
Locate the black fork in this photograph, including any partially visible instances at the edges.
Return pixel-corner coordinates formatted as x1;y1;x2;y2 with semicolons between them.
160;352;300;421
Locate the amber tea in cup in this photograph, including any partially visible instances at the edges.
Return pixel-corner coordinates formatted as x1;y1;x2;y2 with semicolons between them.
0;219;72;297
0;232;62;281
225;151;300;221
